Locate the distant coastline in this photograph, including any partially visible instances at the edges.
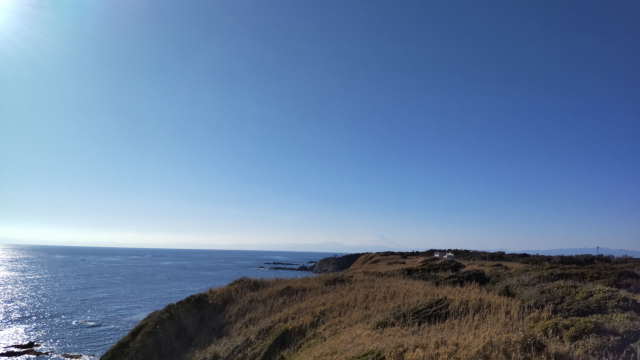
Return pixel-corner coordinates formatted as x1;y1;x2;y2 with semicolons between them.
3;243;639;258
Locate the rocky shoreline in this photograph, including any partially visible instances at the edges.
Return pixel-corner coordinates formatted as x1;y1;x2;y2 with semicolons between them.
258;253;364;273
0;342;84;359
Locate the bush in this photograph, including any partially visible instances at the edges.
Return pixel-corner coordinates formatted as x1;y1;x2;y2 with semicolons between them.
441;270;490;286
520;282;640;317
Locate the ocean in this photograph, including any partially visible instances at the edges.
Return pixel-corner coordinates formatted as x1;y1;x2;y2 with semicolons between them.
0;245;332;359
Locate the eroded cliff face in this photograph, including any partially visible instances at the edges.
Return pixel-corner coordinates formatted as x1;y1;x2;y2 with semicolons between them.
101;253;367;360
102;251;640;360
101;282;241;360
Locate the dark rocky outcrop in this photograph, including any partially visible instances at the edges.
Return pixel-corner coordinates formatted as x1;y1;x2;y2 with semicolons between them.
268;265;314;272
0;342;49;358
61;354;84;359
0;349;49;357
0;342;86;359
262;253;363;273
264;262;299;266
2;342;40;350
311;253;364;273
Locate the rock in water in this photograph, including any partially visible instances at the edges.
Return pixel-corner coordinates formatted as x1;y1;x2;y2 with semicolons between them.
62;354;84;359
0;349;49;357
2;341;40;349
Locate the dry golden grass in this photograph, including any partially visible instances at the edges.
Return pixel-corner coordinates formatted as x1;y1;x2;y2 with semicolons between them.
189;274;553;360
349;253;424;273
102;252;640;360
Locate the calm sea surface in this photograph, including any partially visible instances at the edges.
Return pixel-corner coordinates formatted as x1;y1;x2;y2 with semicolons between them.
0;245;331;359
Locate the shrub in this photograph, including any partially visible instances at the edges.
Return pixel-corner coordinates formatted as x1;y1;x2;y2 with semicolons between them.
441;270;490;286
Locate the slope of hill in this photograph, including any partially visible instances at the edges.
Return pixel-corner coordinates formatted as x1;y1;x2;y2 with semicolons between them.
101;250;640;360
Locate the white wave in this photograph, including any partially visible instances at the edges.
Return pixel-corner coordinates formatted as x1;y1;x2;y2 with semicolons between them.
72;320;100;328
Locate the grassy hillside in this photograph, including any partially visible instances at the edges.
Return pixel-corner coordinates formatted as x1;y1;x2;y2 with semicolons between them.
101;250;640;360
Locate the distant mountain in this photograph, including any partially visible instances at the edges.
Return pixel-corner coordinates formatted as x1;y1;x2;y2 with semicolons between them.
517;247;640;258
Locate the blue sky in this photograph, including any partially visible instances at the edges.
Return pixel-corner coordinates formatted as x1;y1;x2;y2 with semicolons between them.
1;0;639;251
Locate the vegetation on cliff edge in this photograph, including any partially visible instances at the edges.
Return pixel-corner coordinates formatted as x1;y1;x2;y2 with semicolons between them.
102;250;640;360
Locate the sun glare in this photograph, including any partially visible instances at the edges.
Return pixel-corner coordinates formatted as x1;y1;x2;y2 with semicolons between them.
0;0;17;36
0;0;14;24
0;0;29;38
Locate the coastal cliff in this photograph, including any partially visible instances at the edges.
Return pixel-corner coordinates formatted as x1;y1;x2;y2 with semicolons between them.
102;250;640;360
310;253;363;273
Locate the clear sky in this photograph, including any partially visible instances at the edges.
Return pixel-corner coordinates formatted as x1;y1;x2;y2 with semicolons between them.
1;0;639;252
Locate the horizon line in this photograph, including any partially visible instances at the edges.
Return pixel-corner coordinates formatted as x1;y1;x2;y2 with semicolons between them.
2;241;639;254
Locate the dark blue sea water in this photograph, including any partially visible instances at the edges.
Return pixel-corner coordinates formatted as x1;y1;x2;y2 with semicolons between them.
0;245;331;359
